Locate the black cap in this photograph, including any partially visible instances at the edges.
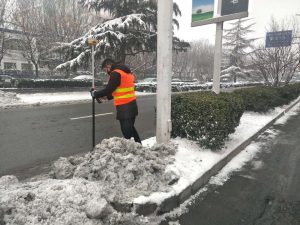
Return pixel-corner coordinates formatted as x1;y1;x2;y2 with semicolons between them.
101;58;115;69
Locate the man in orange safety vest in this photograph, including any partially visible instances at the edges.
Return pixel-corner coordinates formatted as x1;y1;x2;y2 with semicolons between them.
91;58;141;144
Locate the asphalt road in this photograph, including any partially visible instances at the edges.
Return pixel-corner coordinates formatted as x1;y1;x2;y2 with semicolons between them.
0;95;156;177
168;107;300;225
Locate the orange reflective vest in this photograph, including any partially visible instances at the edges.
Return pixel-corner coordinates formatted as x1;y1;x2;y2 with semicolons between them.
112;69;136;106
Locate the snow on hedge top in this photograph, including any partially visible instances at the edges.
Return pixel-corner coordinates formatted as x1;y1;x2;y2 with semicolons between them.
221;65;241;74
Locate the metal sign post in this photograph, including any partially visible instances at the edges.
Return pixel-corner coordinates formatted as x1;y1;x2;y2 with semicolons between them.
87;37;98;149
192;0;249;94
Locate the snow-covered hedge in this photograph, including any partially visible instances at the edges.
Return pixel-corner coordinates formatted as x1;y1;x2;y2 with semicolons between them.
171;84;300;150
16;79;103;89
234;83;300;112
171;92;245;150
135;81;264;93
135;82;211;93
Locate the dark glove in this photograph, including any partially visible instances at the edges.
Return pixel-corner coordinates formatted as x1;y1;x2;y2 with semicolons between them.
107;95;113;100
90;88;102;103
90;88;96;98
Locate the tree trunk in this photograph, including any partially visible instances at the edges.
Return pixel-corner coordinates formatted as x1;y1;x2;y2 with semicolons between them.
34;63;39;78
118;44;126;63
273;78;279;87
233;73;237;83
0;32;5;65
65;68;70;79
119;25;127;64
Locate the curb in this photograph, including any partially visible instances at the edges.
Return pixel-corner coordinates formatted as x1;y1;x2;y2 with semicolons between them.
129;97;300;216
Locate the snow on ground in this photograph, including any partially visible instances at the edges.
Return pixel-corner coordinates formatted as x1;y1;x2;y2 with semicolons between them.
0;177;160;225
18;92;93;104
1;91;300;225
0;90;154;107
134;99;300;205
0;137;176;225
50;137;178;202
17;91;154;105
0;91;19;105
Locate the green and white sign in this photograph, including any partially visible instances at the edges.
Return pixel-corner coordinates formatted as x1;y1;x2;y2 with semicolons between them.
192;0;214;22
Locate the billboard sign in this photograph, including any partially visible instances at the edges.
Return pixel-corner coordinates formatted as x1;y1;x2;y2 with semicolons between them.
191;0;249;27
221;0;249;16
192;0;214;23
265;30;293;48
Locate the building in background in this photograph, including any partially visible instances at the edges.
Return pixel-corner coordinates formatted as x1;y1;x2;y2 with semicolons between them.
0;28;35;78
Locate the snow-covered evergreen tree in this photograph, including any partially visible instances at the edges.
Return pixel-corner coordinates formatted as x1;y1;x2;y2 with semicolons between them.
56;0;189;70
222;18;256;82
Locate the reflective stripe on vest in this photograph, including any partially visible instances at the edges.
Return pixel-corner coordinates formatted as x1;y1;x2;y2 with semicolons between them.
113;87;134;93
112;69;136;106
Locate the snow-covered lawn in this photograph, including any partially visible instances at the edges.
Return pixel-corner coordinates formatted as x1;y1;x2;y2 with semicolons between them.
17;91;155;105
0;91;19;105
1;90;300;225
0;90;154;107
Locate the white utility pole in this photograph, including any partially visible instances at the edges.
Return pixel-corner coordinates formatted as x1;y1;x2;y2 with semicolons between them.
156;0;173;144
212;0;223;94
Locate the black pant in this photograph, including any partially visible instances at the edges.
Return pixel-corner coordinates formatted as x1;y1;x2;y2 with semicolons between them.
119;117;141;144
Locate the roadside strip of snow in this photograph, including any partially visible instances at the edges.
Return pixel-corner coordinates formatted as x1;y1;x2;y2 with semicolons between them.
17;91;154;105
135;96;300;205
0;91;154;108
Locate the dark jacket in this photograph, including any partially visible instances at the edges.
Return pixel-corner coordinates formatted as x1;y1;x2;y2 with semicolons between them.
94;64;138;120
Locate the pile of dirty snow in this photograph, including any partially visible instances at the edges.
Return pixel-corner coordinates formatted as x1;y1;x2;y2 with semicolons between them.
0;138;178;225
51;137;179;202
0;176;159;225
0;91;19;105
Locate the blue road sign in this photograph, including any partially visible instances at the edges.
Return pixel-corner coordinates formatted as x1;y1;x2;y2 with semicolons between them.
265;30;293;48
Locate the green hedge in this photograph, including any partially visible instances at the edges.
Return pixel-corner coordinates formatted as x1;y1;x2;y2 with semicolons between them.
276;83;300;103
171;92;245;150
16;79;103;89
171;84;300;150
234;84;300;112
